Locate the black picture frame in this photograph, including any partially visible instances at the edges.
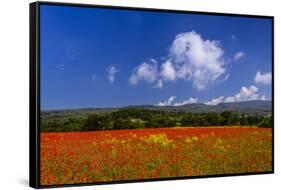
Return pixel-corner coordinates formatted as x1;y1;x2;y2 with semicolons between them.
29;1;274;189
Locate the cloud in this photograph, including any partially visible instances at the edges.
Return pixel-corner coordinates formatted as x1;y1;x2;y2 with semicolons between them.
157;96;176;106
156;96;198;106
254;71;272;85
205;85;266;105
160;60;176;81
169;31;227;90
91;74;96;80
66;45;76;60
154;79;163;88
107;66;119;83
233;52;244;61
155;85;266;107
129;59;158;85
205;96;225;105
174;97;198;106
129;31;229;90
56;64;64;71
224;85;266;102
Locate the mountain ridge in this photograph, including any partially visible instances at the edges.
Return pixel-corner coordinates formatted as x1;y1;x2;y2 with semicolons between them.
42;100;272;116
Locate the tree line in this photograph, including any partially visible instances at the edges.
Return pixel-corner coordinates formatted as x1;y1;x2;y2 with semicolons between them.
41;108;272;132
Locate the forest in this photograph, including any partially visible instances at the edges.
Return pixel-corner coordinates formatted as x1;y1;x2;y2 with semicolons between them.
41;108;272;132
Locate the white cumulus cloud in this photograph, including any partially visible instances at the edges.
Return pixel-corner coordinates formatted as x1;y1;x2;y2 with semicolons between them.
107;66;119;83
233;52;244;61
169;31;227;90
157;96;176;106
174;97;198;106
205;85;266;105
254;71;272;85
129;59;158;85
129;31;229;90
205;96;225;105
160;60;176;81
224;85;265;102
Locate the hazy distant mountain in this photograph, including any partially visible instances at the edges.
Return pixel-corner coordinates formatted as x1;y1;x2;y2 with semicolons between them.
216;100;272;113
128;100;272;114
41;100;272;119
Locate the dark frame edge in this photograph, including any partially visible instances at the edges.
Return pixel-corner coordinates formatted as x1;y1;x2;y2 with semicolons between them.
29;2;40;189
36;0;274;19
271;17;275;173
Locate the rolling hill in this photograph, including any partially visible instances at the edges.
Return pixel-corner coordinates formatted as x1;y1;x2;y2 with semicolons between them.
41;100;272;120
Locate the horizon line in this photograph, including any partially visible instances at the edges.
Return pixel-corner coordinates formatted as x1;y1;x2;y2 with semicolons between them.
41;100;272;112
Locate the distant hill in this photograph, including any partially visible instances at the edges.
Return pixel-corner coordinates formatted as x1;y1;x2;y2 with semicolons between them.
216;101;272;114
127;100;272;114
41;100;272;119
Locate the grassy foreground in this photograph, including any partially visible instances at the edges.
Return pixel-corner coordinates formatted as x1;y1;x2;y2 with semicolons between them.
40;127;272;185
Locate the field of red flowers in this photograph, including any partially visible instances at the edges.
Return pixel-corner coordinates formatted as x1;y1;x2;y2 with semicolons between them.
40;127;272;185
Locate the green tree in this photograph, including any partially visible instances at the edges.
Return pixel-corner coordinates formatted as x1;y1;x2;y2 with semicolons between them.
258;116;272;128
240;113;249;125
83;114;112;131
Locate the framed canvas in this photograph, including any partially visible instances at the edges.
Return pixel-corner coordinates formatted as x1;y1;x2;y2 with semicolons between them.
29;1;274;188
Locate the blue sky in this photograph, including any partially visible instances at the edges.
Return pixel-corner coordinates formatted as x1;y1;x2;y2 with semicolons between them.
40;4;272;110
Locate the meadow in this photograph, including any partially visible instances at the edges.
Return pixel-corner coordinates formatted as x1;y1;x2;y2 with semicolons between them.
40;127;272;185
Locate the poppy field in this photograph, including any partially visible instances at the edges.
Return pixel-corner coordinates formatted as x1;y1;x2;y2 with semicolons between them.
40;127;272;186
